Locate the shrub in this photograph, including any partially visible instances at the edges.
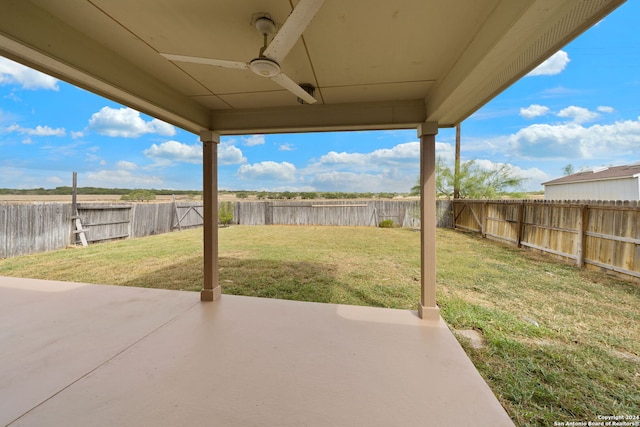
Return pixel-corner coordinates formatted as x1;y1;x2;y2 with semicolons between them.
378;219;395;228
121;190;156;202
218;201;234;226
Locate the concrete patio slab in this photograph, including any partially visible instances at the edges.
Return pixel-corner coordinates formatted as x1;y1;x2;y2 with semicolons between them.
1;276;513;426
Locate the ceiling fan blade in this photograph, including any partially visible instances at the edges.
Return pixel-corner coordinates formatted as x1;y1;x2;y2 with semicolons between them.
161;53;248;70
263;0;325;63
270;73;318;104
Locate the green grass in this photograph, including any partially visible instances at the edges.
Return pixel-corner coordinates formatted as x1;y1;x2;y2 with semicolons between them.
1;225;638;426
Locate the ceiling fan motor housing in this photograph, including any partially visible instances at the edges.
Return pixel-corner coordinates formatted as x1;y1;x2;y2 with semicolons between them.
249;57;281;77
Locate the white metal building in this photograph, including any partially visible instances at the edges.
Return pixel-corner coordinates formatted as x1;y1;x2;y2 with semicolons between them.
543;163;640;200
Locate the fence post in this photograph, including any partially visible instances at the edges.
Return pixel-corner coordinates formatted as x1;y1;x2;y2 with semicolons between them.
71;172;78;244
172;195;181;231
452;200;458;229
516;201;525;248
128;204;134;239
481;202;487;238
265;201;273;225
576;204;588;268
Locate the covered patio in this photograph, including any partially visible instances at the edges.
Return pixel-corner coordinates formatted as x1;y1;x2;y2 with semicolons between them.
1;276;514;426
0;0;625;425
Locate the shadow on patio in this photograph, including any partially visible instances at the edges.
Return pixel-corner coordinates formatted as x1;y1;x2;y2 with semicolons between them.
119;255;418;309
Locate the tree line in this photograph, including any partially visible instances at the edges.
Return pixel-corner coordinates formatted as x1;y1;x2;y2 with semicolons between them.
0;187;402;200
0;187;201;197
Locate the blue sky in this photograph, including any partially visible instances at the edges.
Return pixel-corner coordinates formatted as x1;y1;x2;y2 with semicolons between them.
1;1;639;193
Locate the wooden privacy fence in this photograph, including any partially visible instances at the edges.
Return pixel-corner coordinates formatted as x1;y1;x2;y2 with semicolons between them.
233;200;452;228
1;200;452;258
74;202;204;244
0;203;72;258
5;198;639;282
453;199;640;281
0;202;204;258
235;200;452;228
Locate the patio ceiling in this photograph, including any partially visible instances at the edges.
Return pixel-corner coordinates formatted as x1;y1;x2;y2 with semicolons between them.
0;0;625;135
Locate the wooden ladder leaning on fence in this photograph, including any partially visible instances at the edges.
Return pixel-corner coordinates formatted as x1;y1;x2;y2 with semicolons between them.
71;172;88;247
73;217;89;247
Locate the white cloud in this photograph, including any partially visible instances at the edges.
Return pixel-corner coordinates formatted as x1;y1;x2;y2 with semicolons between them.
279;143;295;151
243;135;265;146
88;107;176;138
435;141;455;163
85;152;101;163
5;93;21;102
557;106;599;124
144;140;202;165
311;172;388;192
597;106;614;113
7;124;66;136
520;104;550;119
539;86;581;99
298;140;461;193
237;161;297;182
509;117;640;160
85;169;164;188
0;57;59;90
71;131;85;139
527;50;570;76
312;141;419;172
116;160;138;170
46;176;64;185
219;143;247;165
143;140;246;167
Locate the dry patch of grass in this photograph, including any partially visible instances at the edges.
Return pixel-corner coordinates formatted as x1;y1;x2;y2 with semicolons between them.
1;225;638;425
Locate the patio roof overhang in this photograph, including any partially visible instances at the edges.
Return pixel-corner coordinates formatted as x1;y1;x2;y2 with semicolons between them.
0;0;624;135
0;0;626;317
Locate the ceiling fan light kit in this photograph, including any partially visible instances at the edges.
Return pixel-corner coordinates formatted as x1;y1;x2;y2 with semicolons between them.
249;58;280;77
160;0;325;104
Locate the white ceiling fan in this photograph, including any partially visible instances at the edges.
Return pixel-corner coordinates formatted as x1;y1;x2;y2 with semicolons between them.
161;0;325;104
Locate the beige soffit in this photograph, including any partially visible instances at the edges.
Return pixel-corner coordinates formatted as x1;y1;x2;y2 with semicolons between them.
0;0;626;134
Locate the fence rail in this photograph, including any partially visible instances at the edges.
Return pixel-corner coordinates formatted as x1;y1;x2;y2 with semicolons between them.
453;199;640;282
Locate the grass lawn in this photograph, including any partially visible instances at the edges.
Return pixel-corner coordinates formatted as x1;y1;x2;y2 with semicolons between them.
1;225;638;425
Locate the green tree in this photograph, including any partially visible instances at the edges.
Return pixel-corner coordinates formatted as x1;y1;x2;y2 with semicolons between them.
218;201;234;226
563;164;575;176
411;158;526;199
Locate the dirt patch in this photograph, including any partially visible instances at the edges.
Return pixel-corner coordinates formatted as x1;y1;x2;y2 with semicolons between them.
610;349;640;364
522;338;555;347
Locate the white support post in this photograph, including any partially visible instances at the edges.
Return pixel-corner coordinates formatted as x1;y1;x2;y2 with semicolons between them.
417;122;440;320
200;130;221;301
